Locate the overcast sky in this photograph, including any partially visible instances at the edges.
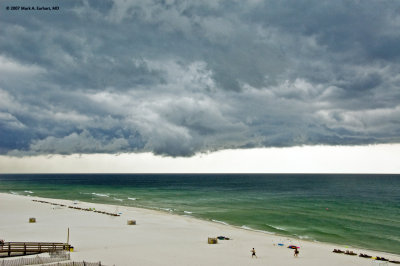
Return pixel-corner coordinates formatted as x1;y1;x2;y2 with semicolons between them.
0;0;399;172
1;145;399;173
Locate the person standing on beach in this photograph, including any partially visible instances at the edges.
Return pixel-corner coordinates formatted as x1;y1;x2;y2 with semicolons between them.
251;248;257;258
294;247;299;257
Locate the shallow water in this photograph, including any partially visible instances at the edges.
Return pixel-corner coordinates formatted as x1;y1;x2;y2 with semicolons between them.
0;174;399;254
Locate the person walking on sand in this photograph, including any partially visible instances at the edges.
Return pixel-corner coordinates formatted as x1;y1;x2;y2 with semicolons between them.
251;248;257;258
293;247;299;257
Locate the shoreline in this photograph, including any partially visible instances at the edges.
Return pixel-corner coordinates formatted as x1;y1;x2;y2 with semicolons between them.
0;193;359;251
1;192;399;265
7;191;396;256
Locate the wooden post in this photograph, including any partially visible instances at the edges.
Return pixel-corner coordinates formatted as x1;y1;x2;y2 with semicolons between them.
24;243;26;255
67;228;70;244
8;243;11;257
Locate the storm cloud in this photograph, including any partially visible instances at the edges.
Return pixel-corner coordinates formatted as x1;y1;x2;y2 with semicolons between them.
1;0;400;156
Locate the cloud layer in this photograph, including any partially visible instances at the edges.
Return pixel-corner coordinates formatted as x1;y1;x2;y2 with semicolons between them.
1;0;400;156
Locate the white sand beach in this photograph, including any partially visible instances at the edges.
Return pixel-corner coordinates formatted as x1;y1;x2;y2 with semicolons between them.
1;192;399;266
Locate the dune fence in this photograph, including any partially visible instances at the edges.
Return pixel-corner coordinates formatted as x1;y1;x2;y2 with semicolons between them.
36;261;109;266
0;255;112;266
0;254;69;266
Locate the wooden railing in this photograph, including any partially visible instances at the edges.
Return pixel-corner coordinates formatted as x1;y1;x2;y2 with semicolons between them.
0;242;71;257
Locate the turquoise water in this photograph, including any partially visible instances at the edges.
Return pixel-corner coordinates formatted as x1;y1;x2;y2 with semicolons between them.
0;174;399;254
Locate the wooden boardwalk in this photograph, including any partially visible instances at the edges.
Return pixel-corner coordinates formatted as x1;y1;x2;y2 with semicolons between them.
0;242;71;258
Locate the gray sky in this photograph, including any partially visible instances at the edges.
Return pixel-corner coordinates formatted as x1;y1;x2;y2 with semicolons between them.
1;145;399;173
1;0;400;160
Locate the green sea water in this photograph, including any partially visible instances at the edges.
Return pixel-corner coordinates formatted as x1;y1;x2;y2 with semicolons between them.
0;174;399;254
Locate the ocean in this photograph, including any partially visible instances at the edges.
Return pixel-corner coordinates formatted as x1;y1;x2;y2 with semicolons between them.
0;174;399;254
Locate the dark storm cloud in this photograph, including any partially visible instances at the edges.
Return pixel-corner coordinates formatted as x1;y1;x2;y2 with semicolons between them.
1;0;400;157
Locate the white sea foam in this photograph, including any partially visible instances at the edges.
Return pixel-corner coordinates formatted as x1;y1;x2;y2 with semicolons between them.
128;197;137;201
294;234;314;240
24;190;34;194
241;225;275;235
266;224;287;232
184;211;193;214
113;198;123;202
160;208;173;212
10;191;19;195
241;225;252;230
91;193;109;197
211;219;230;226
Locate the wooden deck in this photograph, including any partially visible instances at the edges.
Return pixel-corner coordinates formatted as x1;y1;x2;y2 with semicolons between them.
0;242;72;257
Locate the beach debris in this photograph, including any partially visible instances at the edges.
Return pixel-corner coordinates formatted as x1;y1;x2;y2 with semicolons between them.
32;200;120;217
29;217;36;223
278;243;284;246
374;256;389;261
345;250;357;256
288;245;300;249
217;236;230;240
127;219;136;225
333;249;345;253
208;237;218;244
334;249;399;264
